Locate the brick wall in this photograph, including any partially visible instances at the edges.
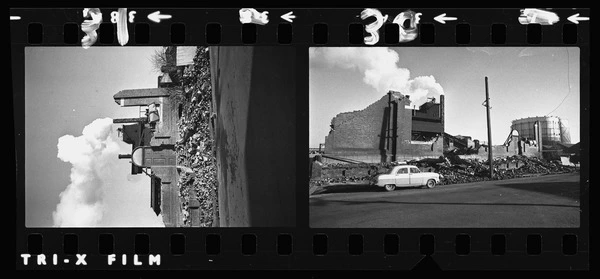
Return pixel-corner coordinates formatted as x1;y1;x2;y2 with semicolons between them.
320;165;372;179
324;93;443;163
325;95;392;150
152;166;181;227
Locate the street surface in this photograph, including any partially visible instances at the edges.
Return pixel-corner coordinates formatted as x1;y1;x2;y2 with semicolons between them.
310;173;580;228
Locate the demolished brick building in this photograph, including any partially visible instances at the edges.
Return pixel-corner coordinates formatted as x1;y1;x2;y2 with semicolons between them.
321;90;542;164
324;91;445;163
110;46;197;227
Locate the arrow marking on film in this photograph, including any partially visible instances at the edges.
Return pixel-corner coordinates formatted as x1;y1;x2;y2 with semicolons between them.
281;11;296;23
567;13;589;24
148;11;172;23
434;13;457;24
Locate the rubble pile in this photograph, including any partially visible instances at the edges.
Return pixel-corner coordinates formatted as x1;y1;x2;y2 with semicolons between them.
310;155;578;188
432;154;578;185
310;162;403;187
309;175;368;187
175;47;218;227
491;155;578;178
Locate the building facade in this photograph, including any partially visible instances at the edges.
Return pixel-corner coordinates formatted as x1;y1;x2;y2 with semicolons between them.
324;91;445;163
113;86;182;227
111;46;194;227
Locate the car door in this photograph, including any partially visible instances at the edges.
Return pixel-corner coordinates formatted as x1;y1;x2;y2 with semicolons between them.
408;167;424;186
394;167;410;186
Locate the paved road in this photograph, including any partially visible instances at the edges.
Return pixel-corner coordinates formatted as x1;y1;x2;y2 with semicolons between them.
310;173;580;228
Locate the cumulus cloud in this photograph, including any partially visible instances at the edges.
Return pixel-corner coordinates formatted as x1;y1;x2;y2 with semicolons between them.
53;118;118;227
53;118;164;227
310;47;444;107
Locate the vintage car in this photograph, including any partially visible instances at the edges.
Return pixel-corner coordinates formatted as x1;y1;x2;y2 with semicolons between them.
376;165;442;191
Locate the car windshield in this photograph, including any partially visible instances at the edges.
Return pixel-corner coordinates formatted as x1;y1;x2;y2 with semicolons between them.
410;167;421;173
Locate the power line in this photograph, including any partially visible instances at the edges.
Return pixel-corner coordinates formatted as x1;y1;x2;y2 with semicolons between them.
545;47;572;116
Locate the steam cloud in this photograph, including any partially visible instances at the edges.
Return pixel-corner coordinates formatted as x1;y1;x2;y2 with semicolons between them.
310;47;445;107
53;118;119;227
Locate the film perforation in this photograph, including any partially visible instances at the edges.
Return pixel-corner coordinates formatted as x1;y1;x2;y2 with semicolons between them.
383;23;400;44
313;23;328;44
241;24;257;44
276;234;293;255
313;234;328;255
526;234;542;255
134;234;151;255
63;234;79;255
135;23;150;44
241;234;258;255
63;23;79;44
348;234;364;255
562;234;577;255
170;234;186;255
491;23;507;44
27;23;43;44
27;234;43;255
277;23;293;44
205;234;220;255
419;234;435;256
455;234;471;255
383;234;400;255
527;24;542;44
205;23;221;44
419;23;435;44
348;23;364;45
97;234;115;255
490;234;506;255
98;22;115;44
170;23;186;44
563;24;577;44
455;23;470;44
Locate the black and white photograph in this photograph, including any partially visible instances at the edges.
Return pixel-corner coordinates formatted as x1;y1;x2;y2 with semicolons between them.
309;47;580;228
25;46;296;228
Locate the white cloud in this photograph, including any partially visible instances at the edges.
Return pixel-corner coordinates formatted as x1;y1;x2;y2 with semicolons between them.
54;118;164;227
310;47;445;107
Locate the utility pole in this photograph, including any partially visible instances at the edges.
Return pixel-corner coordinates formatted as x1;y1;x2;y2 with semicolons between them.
484;77;494;179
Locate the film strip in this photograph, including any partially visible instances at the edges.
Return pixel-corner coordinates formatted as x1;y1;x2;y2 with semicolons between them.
13;7;589;271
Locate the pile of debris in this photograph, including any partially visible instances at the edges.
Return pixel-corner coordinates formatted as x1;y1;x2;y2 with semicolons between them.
310;162;403;186
175;47;219;227
310;155;578;188
411;154;578;185
309;175;369;187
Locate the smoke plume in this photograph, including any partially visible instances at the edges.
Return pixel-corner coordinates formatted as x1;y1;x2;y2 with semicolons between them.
53;118;119;227
310;47;444;107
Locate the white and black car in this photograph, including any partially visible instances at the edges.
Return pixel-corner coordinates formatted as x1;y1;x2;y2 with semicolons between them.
376;165;442;191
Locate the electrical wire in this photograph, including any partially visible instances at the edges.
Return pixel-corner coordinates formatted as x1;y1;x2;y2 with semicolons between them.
545;47;572;116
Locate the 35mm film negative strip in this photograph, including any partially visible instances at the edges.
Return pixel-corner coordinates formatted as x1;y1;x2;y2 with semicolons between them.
13;7;589;271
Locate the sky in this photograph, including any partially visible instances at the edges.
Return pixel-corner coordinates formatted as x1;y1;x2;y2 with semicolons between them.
25;47;165;227
309;47;580;148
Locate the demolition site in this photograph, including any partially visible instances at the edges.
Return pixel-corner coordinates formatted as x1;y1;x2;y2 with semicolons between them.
309;84;580;228
309;89;580;193
113;46;296;227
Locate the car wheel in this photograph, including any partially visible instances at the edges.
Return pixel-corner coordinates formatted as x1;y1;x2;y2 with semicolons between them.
384;184;396;191
426;179;436;189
